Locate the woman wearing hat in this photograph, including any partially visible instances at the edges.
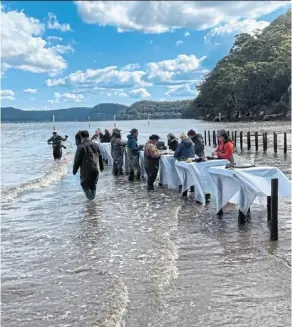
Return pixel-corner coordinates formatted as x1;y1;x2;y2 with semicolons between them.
212;129;234;163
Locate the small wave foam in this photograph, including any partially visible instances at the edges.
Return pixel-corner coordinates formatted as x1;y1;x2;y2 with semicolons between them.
98;275;130;327
1;152;72;204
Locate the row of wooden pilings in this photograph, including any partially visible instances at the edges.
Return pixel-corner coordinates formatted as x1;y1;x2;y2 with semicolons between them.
204;130;289;153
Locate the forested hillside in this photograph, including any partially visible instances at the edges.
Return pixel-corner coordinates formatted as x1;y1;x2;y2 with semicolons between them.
116;100;191;120
182;10;291;121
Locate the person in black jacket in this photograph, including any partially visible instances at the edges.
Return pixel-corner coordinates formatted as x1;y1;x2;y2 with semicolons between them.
100;129;111;143
47;131;68;160
73;130;104;200
187;129;205;158
75;130;82;147
167;133;178;151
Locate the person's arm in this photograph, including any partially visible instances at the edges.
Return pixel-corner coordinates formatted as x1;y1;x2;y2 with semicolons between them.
217;142;233;159
73;146;84;175
92;143;104;172
174;143;182;159
47;136;53;144
61;135;68;141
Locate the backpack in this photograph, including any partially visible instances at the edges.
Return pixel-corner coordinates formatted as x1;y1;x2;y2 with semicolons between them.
83;143;99;171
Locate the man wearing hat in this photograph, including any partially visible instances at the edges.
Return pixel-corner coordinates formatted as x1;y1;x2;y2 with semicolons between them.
127;128;142;181
47;131;68;160
111;128;127;175
212;129;234;163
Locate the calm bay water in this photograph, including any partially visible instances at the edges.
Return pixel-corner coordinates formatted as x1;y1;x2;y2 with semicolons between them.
1;119;291;327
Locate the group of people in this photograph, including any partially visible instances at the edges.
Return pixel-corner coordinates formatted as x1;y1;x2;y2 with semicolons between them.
47;127;234;200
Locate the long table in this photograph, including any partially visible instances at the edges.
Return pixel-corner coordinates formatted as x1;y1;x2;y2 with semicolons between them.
209;166;292;214
175;159;229;204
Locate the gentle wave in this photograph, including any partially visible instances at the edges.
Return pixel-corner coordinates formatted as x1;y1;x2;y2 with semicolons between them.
1;150;73;204
98;275;130;327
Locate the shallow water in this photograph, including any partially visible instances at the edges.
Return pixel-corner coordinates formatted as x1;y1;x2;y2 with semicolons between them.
1;120;291;327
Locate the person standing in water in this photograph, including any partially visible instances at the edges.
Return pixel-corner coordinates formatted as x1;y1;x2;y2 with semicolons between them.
127;128;142;181
75;130;82;147
212;129;235;163
47;131;68;160
144;134;161;191
111;129;127;175
73;130;104;200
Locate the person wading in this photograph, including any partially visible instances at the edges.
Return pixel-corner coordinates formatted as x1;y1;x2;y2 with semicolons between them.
174;133;196;198
144;134;161;191
187;129;205;158
73;130;104;200
47;131;68;160
167;133;179;151
127;128;142;181
100;129;111;143
111;129;127;175
212;129;235;164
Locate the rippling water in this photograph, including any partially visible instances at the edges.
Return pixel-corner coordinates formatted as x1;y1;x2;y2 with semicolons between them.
1;120;291;327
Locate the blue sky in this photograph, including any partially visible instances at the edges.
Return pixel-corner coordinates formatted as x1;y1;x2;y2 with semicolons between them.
1;1;290;110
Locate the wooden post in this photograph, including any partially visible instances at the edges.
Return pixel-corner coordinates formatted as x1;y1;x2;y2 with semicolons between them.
227;130;230;137
88;116;91;128
284;132;287;154
240;131;243;150
247;131;251;150
270;178;278;241
262;132;265;152
231;131;234;141
234;131;237;147
52;115;55;131
213;131;216;147
238;210;246;225
208;131;211;146
204;131;207;145
267;196;271;222
255;132;258;151
264;132;268;152
273;132;277;153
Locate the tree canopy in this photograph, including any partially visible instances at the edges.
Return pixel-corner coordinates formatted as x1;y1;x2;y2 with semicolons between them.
182;10;291;121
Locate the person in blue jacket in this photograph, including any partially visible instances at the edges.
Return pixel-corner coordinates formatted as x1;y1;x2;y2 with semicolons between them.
174;133;196;197
174;133;195;160
127;128;143;181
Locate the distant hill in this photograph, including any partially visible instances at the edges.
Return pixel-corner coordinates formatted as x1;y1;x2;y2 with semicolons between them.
1;100;191;122
89;103;128;121
116;100;192;120
1;103;127;122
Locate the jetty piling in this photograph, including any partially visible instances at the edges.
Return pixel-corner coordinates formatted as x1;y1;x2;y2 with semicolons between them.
270;178;279;240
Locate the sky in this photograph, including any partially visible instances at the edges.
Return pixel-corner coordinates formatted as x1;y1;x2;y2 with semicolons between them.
0;1;290;111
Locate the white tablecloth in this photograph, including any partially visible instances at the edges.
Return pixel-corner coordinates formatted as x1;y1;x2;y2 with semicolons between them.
99;143;113;166
159;155;181;189
209;166;292;214
175;159;229;204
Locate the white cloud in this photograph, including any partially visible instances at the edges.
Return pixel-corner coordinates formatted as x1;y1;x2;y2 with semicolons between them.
118;92;129;97
1;9;67;75
165;83;197;97
176;40;184;46
205;19;270;42
184;32;190;37
30;97;36;101
47;12;71;32
75;1;288;34
52;44;74;55
47;36;63;42
23;88;37;94
46;65;151;89
146;54;206;85
121;63;140;71
1;89;15;100
48;92;85;104
128;88;151;98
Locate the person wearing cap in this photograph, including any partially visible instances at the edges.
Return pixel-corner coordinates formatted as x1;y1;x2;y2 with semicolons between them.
212;129;235;163
167;133;178;151
187;129;205;158
73;130;104;201
127;128;142;181
47;131;68;160
144;134;161;191
111;128;127;175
